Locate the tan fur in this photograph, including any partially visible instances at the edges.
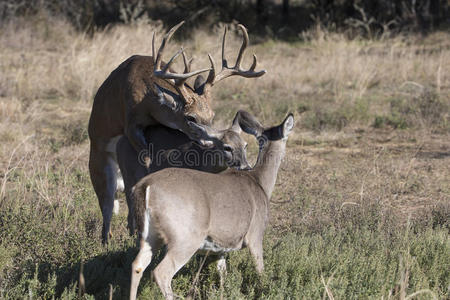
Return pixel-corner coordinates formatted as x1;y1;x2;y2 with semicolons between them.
117;111;254;236
129;115;294;300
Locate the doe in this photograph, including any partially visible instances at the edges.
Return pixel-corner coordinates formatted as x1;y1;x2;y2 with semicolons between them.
116;110;261;235
129;114;294;299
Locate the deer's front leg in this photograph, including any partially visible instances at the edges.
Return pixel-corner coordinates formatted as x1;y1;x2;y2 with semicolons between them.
125;119;151;168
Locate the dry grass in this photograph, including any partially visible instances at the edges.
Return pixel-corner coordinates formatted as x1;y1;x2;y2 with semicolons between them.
0;15;449;299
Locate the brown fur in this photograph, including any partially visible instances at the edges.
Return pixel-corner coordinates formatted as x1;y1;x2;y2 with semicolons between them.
88;53;214;243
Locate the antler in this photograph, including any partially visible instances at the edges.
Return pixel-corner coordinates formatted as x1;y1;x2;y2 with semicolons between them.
204;24;266;88
174;50;195;87
152;21;210;85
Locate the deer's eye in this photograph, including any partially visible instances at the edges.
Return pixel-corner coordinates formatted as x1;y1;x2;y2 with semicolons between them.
224;145;233;153
186;116;197;123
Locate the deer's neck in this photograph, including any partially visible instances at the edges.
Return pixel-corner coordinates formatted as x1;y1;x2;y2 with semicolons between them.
252;141;285;199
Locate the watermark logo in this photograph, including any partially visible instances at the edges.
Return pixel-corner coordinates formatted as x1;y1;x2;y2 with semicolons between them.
136;143;228;168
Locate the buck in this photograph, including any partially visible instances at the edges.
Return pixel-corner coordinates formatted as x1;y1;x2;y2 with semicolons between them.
87;21;265;242
116;110;262;235
129;114;294;300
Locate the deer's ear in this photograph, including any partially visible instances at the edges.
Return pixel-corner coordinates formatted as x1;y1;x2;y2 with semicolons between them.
194;75;205;94
261;113;294;141
231;115;242;134
281;113;294;138
231;110;264;136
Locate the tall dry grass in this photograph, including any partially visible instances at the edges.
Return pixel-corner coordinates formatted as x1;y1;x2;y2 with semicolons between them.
0;15;449;299
1;15;449;108
1;15;448;138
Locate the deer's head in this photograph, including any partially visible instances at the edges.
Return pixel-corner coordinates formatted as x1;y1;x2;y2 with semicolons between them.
191;110;263;170
151;22;266;146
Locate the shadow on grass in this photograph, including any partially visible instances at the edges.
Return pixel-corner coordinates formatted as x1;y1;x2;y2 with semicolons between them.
48;247;134;299
50;244;211;299
28;240;220;299
49;245;167;299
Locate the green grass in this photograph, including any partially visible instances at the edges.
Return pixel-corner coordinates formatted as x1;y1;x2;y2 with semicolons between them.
0;165;448;299
1;204;448;299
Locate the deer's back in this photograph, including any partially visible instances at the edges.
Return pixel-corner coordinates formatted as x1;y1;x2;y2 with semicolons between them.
145;126;227;174
116;126;227;193
135;168;265;249
88;55;158;141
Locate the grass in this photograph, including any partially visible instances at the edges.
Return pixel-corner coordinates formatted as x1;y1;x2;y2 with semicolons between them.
0;14;449;299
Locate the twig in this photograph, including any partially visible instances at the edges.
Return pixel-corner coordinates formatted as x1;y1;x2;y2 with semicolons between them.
321;273;335;300
400;81;425;92
78;261;85;297
404;289;438;300
0;134;34;205
340;202;360;209
187;251;210;299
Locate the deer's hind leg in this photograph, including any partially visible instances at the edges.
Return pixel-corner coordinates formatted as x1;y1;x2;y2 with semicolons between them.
130;229;162;300
89;142;119;244
153;236;205;300
116;136;149;236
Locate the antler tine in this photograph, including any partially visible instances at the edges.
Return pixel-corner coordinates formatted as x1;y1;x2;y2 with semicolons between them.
174;50;194;86
234;24;249;69
221;26;228;68
161;48;183;74
250;54;257;71
187;58;193;72
155;21;185;71
181;50;192;73
205;53;216;86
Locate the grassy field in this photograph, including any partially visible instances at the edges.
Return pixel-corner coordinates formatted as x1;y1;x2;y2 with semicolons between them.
0;15;449;299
